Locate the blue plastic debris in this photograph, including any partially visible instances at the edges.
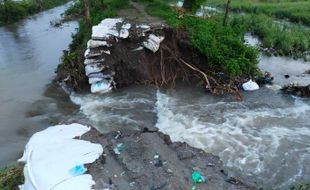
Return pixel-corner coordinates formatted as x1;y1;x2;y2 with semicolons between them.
69;165;87;176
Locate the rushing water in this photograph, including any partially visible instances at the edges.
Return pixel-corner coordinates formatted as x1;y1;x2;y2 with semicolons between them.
0;2;78;167
70;38;310;188
0;2;309;189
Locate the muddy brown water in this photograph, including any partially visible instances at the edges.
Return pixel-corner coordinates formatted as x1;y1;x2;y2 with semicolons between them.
0;3;309;190
0;2;78;167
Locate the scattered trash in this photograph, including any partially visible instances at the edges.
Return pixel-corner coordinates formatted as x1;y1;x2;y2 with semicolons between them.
176;1;183;7
242;79;259;91
153;153;163;167
131;46;144;52
207;163;215;167
69;165;87;176
108;177;113;185
120;171;126;176
224;172;239;185
191;171;206;190
114;131;122;139
113;143;125;155
129;182;135;187
143;34;165;53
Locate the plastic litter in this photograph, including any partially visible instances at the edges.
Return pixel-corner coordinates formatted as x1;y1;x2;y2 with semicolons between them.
153;153;163;167
69;165;87;176
143;34;165;53
242;79;259;91
113;143;125;155
191;171;206;190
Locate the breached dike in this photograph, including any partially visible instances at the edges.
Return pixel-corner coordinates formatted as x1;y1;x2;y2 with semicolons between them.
18;123;103;190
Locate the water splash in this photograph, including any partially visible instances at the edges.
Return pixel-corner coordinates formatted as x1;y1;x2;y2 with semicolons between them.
155;90;310;188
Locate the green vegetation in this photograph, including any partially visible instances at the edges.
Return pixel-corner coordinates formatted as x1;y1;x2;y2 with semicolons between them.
289;182;310;190
0;0;71;26
206;0;310;26
196;0;310;59
0;166;24;190
138;0;259;76
233;14;310;59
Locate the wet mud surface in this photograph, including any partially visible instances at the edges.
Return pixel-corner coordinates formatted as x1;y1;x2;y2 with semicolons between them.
82;127;255;190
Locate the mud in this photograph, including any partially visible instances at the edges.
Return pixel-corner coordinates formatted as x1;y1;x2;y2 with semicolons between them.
81;127;255;190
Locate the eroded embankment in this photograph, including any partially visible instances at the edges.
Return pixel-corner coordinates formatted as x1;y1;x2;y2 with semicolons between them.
56;18;243;99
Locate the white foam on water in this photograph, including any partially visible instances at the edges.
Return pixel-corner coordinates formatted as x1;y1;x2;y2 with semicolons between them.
70;92;155;132
155;90;310;188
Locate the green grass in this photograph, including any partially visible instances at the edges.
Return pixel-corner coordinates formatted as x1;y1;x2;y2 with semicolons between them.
232;14;310;59
206;0;310;26
0;166;24;190
0;0;71;26
140;0;259;76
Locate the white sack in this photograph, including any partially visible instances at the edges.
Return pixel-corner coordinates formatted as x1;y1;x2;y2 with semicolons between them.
242;79;260;91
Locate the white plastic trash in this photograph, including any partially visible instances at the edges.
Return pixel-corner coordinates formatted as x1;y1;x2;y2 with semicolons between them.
242;79;259;91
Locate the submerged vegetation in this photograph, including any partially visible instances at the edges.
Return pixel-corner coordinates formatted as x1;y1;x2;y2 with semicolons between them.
0;0;70;26
204;0;310;60
233;14;310;59
0;165;24;190
207;0;310;26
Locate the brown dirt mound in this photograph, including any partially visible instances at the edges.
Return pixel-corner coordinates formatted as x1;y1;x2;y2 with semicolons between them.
56;24;242;99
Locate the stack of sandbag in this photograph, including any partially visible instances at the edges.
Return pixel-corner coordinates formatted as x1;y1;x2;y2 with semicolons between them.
83;18;165;93
84;18;131;93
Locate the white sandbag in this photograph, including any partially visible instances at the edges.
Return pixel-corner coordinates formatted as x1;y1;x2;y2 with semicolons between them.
85;64;104;76
88;72;105;78
84;49;90;58
91;81;112;93
242;79;260;91
143;34;165;53
89;77;103;84
91;18;132;40
87;40;110;49
84;58;104;65
18;123;103;190
120;28;129;38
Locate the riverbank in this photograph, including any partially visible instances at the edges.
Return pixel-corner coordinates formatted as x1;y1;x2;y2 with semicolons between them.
202;0;310;60
0;0;71;26
56;0;260;100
